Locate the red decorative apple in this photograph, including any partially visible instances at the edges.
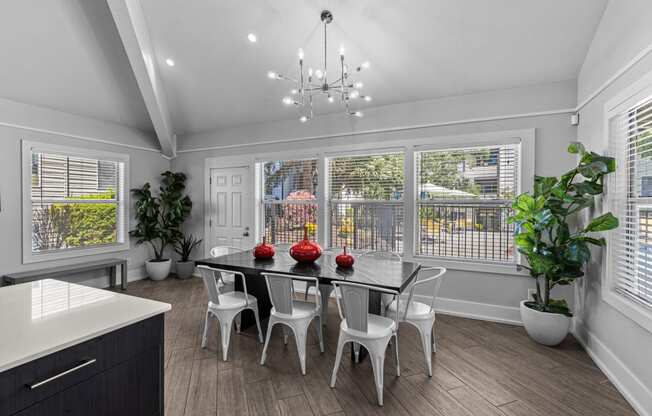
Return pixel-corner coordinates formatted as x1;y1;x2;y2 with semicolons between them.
290;226;322;263
335;246;355;268
253;237;275;259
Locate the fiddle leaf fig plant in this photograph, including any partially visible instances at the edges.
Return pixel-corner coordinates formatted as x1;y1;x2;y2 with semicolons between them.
131;171;192;261
508;142;618;316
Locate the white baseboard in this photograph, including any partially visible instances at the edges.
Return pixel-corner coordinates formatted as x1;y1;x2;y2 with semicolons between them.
414;294;523;326
573;321;651;416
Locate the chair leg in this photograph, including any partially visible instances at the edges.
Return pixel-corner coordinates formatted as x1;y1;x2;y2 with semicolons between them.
316;316;324;353
282;326;289;345
201;310;211;349
235;313;241;333
417;322;433;377
304;283;310;301
291;322;308;376
432;323;437;353
219;319;233;361
252;305;264;343
353;342;361;363
319;284;333;327
369;351;386;406
330;333;345;388
260;320;275;366
393;334;400;377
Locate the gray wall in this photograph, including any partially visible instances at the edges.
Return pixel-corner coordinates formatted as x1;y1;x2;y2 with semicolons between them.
575;0;652;414
0;98;169;286
173;81;579;324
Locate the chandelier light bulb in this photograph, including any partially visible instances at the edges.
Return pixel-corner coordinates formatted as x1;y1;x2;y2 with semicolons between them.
339;45;345;56
247;33;257;43
354;81;363;89
308;68;313;77
298;48;304;60
350;90;360;99
300;116;308;123
290;89;298;95
315;69;323;79
343;65;349;74
354;111;363;117
267;71;277;79
282;96;293;105
364;95;372;102
361;61;370;69
328;95;334;103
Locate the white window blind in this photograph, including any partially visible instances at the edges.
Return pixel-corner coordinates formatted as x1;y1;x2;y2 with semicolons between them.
415;144;519;262
29;150;126;255
328;152;404;252
262;159;318;244
609;96;652;309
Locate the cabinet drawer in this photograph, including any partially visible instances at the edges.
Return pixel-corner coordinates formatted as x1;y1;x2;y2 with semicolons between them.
1;315;163;415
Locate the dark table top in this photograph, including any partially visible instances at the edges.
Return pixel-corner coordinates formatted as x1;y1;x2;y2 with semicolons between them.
195;249;421;293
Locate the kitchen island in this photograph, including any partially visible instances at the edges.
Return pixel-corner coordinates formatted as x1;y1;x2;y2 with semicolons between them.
0;279;170;416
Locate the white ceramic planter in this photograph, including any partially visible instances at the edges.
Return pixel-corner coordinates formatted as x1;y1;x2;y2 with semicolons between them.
146;259;171;281
175;261;195;279
520;300;570;346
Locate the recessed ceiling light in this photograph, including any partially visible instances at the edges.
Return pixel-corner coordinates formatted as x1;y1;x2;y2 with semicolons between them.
165;58;175;67
247;33;257;43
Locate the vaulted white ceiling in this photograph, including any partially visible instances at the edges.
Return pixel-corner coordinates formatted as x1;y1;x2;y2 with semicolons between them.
0;0;153;132
0;0;608;143
139;0;607;135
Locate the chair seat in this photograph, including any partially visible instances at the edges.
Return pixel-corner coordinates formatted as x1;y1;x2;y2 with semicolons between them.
340;313;396;339
387;298;435;320
271;300;317;320
209;291;257;310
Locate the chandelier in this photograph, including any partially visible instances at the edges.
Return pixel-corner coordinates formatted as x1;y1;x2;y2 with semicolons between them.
267;10;371;123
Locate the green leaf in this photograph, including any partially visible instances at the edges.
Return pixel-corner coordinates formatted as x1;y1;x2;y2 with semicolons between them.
568;142;585;154
566;240;591;263
585;213;619;232
578;160;608;178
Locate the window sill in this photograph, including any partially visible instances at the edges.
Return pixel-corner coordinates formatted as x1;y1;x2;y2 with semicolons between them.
602;285;652;334
22;243;130;264
407;255;528;276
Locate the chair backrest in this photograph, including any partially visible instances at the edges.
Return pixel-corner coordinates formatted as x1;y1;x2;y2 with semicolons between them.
361;250;402;261
403;267;446;319
197;265;249;306
209;246;245;258
332;281;399;333
262;272;320;315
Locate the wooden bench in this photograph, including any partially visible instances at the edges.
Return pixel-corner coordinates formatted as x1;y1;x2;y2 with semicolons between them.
2;258;128;290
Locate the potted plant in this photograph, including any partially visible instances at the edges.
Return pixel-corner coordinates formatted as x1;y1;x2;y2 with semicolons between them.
175;234;202;279
131;171;192;281
509;142;618;346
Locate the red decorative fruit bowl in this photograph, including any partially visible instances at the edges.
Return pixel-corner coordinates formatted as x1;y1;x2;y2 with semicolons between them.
253;237;275;259
289;226;322;263
335;246;355;268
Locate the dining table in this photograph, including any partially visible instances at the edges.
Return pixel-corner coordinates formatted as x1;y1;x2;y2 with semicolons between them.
195;247;421;362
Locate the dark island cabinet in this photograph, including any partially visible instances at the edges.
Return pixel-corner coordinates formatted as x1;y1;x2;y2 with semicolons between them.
0;314;164;416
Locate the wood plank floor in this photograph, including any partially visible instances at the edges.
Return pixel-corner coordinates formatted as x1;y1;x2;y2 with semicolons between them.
124;277;637;416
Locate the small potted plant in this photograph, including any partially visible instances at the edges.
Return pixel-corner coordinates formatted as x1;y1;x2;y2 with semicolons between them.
175;234;202;279
131;171;192;281
509;142;618;346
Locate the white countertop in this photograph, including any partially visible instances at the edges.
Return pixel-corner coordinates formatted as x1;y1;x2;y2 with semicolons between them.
0;279;171;372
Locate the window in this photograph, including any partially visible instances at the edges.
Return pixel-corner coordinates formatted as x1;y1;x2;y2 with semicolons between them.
22;142;129;263
261;159;318;244
608;95;652;309
415;144;519;262
328;152;404;252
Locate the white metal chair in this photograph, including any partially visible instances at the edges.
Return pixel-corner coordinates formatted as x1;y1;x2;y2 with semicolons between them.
260;272;324;375
385;267;446;377
197;265;264;361
208;246;246;292
330;281;400;406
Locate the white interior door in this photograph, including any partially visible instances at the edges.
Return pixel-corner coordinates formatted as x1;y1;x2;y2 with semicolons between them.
209;166;253;250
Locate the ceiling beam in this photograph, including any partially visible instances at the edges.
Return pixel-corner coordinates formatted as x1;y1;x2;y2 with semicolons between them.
106;0;175;157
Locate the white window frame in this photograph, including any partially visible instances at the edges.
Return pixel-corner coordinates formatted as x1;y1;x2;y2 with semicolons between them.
205;129;534;276
603;70;652;333
21;140;130;264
